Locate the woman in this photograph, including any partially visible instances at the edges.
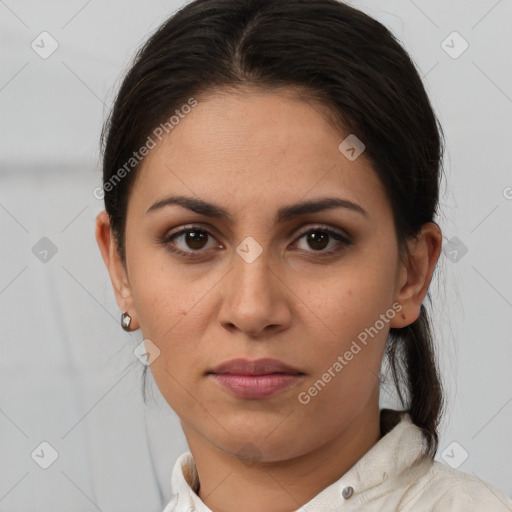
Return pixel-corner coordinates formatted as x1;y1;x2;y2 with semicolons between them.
95;0;512;510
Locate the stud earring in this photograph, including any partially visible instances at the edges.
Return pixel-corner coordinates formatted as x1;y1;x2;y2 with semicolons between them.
121;312;132;331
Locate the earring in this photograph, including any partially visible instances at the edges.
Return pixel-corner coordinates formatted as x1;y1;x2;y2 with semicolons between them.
121;312;132;331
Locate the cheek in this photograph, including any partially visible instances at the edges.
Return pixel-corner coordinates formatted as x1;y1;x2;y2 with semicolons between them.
290;255;396;400
295;291;390;426
127;240;197;334
291;255;397;347
127;254;216;375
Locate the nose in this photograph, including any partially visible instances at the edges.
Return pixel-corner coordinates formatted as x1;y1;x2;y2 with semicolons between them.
217;245;292;338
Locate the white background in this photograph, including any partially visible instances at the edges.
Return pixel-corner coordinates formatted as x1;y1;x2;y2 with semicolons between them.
0;0;511;510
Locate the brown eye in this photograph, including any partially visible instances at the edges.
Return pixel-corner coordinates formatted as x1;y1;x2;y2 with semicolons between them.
294;226;352;256
162;227;219;258
181;230;209;250
305;231;330;251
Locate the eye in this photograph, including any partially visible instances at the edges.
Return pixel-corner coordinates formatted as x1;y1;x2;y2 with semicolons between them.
292;226;352;256
160;224;352;259
161;226;221;258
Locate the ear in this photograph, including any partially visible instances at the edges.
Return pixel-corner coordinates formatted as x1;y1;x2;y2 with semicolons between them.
390;222;442;328
95;210;140;331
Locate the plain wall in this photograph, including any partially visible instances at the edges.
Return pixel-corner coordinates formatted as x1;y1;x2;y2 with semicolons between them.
1;0;511;510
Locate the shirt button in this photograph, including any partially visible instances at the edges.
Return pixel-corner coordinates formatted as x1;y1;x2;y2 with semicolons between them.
342;486;354;499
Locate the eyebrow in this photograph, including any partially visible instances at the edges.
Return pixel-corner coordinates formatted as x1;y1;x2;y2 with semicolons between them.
146;195;368;222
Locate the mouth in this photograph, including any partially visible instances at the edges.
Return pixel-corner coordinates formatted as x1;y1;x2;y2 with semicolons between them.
207;358;306;399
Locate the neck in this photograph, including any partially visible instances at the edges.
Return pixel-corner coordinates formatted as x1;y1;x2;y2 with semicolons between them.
181;401;382;512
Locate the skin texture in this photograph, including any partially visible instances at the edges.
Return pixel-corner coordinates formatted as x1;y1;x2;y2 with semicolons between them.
96;87;442;512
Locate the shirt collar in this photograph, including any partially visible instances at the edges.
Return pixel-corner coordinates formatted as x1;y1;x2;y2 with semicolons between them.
170;409;428;511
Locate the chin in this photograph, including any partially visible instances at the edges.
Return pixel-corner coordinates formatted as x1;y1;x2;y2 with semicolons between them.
208;424;309;464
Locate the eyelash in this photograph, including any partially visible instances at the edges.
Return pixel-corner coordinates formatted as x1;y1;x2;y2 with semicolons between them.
160;224;353;260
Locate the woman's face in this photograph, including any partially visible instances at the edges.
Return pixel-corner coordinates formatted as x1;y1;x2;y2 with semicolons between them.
112;88;414;460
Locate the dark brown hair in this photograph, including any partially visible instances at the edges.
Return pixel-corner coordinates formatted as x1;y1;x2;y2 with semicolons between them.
100;0;445;458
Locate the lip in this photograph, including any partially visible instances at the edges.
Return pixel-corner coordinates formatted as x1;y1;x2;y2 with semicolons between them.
209;357;303;375
207;358;305;399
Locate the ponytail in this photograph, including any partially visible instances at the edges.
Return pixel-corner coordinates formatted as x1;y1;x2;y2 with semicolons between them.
386;300;444;458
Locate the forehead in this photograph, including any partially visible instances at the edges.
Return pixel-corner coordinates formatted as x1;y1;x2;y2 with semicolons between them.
130;88;391;223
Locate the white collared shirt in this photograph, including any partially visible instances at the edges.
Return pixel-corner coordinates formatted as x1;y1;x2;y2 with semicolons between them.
162;411;512;511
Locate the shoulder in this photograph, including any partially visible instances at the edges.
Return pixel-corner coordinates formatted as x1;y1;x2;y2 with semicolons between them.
417;461;512;511
161;495;178;512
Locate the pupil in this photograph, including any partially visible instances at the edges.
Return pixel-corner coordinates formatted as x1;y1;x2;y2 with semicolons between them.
308;232;328;250
186;230;206;249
